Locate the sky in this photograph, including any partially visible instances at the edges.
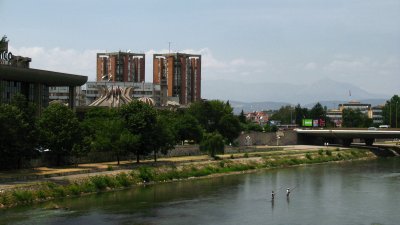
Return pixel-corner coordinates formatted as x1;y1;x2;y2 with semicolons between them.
1;0;399;103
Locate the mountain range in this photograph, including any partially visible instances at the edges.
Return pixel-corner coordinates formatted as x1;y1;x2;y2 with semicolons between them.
202;78;391;114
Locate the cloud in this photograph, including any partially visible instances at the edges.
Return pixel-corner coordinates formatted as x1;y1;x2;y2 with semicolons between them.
9;45;101;81
304;62;317;70
8;45;399;99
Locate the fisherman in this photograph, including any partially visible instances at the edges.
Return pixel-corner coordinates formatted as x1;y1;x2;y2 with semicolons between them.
271;191;275;200
286;188;291;197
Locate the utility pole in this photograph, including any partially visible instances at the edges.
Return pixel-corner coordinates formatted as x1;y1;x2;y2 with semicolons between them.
390;102;392;127
396;101;398;128
168;42;171;53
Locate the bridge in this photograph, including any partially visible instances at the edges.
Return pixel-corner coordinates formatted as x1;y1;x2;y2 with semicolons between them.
295;128;400;146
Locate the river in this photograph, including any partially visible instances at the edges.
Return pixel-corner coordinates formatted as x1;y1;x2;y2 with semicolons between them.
1;158;399;225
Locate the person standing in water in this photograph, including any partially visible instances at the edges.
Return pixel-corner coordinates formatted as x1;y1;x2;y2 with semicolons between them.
286;188;291;198
271;191;275;200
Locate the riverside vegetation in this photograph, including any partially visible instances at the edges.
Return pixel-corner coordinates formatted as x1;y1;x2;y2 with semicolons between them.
0;148;374;209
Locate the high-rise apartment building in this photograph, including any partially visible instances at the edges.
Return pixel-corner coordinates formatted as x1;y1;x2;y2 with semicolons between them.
97;51;145;82
153;53;201;105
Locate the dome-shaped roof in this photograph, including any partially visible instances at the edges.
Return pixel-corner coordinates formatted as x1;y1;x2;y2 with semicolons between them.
138;97;155;106
166;100;180;106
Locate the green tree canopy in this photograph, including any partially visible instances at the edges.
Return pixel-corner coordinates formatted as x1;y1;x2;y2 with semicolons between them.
188;100;241;142
310;102;326;120
382;95;400;128
0;104;30;169
174;113;203;144
342;108;372;128
119;101;159;163
270;105;294;124
218;114;241;143
37;103;81;166
200;132;225;158
294;104;309;126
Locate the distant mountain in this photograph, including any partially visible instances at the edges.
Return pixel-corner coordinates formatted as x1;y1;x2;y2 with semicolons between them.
229;98;387;114
229;100;290;114
202;78;389;105
304;99;388;110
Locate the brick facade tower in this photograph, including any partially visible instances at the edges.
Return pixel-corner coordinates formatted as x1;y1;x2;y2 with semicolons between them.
97;51;145;82
153;53;201;105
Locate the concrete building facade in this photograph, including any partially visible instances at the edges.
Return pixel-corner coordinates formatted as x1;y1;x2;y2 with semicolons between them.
326;101;384;127
153;53;201;105
0;37;87;112
97;51;145;82
85;81;164;106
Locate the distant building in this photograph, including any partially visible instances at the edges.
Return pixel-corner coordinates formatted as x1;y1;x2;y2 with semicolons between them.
49;86;85;106
326;109;343;127
371;105;383;124
0;36;87;112
97;51;145;82
153;53;201;105
326;101;384;127
85;81;167;107
246;111;269;125
338;101;372;117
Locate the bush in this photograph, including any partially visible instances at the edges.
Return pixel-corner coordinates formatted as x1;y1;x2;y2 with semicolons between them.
305;153;313;160
66;184;81;196
107;165;114;171
36;190;50;199
80;181;96;193
116;173;132;187
318;149;324;155
244;153;249;158
52;186;66;198
90;176;108;190
103;176;119;188
350;150;359;157
138;166;155;182
230;154;234;159
12;190;34;203
325;150;332;156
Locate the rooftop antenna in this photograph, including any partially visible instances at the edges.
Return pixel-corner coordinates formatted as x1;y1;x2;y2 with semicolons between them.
168;41;171;53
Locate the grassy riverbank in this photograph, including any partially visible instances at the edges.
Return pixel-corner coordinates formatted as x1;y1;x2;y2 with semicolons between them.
0;147;375;209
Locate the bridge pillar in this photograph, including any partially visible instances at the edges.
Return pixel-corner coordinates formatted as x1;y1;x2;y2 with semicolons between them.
342;138;352;147
364;138;374;146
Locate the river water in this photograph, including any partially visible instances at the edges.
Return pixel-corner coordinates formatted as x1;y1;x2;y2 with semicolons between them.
1;158;399;225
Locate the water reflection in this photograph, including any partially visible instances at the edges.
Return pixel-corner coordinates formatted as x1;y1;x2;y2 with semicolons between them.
1;158;399;225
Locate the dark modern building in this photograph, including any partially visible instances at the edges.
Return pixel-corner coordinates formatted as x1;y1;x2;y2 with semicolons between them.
0;37;87;112
153;53;201;105
97;51;145;82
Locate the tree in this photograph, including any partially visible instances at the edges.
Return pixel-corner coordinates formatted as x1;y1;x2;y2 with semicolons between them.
200;132;225;158
91;118;137;165
310;102;325;120
174;113;203;144
37;103;80;166
189;100;233;133
270;105;294;124
151;118;176;162
294;104;309;126
10;93;38;168
189;100;241;142
119;101;159;163
0;104;30;169
382;95;400;128
342;108;372;128
218;114;241;143
238;109;246;123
